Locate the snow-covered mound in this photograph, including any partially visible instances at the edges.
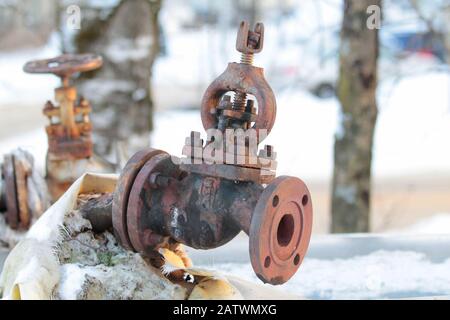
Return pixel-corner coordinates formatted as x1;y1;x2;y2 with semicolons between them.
55;194;185;300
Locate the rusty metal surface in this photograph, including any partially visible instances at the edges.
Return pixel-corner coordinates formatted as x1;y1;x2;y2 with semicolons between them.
200;63;276;138
46;136;93;161
23;54;104;201
43;87;93;161
180;163;274;185
236;21;264;54
112;148;165;250
80;193;114;233
13;154;31;229
201;20;275;140
163;173;256;249
112;21;313;285
1;150;49;230
126;152;178;254
181;131;277;183
249;176;313;284
23;54;102;78
114;155;260;251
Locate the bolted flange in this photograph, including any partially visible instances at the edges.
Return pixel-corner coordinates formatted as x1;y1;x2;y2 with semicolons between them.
249;176;313;284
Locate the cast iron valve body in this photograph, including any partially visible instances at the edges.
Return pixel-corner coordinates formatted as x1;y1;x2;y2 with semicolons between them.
112;22;313;285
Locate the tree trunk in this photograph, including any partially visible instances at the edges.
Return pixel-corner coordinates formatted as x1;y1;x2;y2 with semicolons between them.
64;0;162;160
331;0;380;233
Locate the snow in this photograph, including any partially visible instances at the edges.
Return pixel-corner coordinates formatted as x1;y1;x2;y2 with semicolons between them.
58;263;90;300
105;36;153;63
55;196;185;300
202;250;450;299
390;213;450;235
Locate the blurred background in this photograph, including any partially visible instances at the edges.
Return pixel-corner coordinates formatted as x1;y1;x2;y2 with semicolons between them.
0;0;449;236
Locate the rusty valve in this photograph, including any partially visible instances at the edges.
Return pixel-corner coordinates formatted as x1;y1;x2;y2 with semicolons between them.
112;22;313;284
23;54;103;200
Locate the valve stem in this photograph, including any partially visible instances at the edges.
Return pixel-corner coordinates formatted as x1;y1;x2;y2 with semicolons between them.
231;21;264;121
233;53;254;113
240;53;254;65
233;91;248;112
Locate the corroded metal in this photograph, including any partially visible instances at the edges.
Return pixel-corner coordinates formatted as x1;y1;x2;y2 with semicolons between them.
0;149;50;230
24;54;102;162
112;22;313;285
112;148;165;250
200;63;276;137
23;54;102;79
249;176;312;284
23;54;104;201
80;193;114;233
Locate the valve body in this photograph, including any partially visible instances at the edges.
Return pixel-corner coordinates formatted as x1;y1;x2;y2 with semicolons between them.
113;21;313;284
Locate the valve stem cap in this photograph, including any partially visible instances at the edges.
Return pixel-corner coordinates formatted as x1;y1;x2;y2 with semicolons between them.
236;21;264;54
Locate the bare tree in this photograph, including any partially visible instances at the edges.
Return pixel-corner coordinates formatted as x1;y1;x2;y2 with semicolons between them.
331;0;381;233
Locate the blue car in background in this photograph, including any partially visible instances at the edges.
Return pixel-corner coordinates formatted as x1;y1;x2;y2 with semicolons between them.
389;31;447;63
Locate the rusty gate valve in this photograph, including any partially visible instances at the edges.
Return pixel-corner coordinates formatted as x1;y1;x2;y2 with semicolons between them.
23;54;102;161
112;22;313;285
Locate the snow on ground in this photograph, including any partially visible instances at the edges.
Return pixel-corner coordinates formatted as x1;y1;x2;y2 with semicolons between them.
390;213;450;235
202;249;450;299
